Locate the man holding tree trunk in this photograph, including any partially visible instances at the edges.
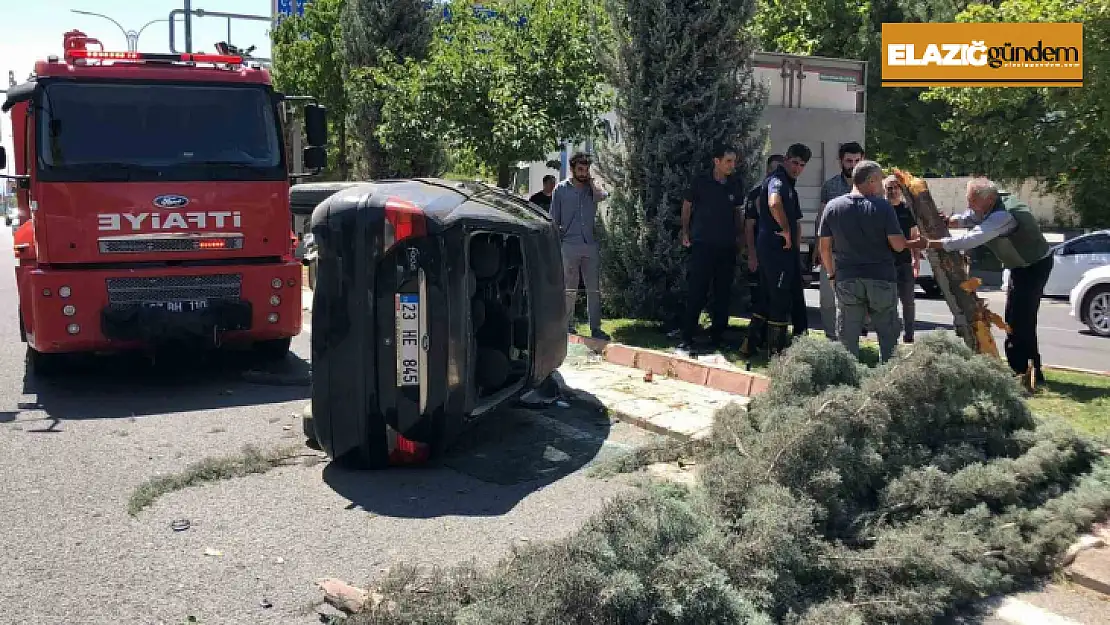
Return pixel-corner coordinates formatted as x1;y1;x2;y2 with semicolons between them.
906;177;1053;386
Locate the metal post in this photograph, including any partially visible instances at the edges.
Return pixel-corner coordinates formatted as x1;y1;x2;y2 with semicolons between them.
291;115;304;177
184;0;193;53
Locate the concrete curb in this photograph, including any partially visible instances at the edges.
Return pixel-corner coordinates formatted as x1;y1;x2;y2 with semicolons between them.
568;334;769;398
602;403;711;443
1044;364;1110;378
1064;522;1110;598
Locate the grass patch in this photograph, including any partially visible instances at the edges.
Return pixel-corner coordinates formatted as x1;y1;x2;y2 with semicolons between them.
1029;369;1110;438
574;316;880;371
128;444;304;516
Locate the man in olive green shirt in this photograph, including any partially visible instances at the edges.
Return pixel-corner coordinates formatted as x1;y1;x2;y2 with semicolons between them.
908;177;1053;385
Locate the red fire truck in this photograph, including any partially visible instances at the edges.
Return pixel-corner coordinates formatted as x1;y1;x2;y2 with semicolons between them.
0;30;328;373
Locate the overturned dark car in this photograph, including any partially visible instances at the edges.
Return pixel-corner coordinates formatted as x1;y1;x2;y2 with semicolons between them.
301;179;568;469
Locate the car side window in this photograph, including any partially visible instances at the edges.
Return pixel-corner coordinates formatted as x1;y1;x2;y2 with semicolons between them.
1065;234;1110;255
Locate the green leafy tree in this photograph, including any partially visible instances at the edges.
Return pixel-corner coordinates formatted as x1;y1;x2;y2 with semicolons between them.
595;0;766;326
271;0;350;179
925;0;1110;227
342;0;442;178
376;0;610;187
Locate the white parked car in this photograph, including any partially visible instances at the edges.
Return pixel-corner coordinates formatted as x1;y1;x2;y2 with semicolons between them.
1070;264;1110;337
1003;230;1110;297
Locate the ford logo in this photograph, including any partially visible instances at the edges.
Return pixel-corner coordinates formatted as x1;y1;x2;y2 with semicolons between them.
153;195;190;209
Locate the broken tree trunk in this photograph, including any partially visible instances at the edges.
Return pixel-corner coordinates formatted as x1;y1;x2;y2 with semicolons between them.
891;170;1011;358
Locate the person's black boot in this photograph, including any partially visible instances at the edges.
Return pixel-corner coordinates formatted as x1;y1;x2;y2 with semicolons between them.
741;315;766;357
767;324;790;356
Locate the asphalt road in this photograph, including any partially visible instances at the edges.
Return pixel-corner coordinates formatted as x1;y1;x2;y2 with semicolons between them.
804;286;1110;372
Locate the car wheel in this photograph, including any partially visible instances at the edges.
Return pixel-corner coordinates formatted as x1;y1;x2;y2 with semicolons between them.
920;280;943;299
253;337;292;362
26;346;65;377
1083;285;1110;337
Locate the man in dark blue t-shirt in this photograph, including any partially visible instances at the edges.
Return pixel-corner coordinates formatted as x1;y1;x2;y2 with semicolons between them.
739;153;783;357
679;144;745;350
756;143;811;354
818;160;908;361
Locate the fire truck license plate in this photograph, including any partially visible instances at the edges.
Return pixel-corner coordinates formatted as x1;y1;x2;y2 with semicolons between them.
396;293;420;387
143;300;208;313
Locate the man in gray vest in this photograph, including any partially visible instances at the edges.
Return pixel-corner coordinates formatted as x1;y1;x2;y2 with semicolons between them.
907;177;1053;385
550;151;611;340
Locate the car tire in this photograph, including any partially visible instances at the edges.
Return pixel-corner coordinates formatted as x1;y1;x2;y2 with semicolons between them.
26;346;64;377
254;337;292;362
1082;285;1110;338
920;279;942;299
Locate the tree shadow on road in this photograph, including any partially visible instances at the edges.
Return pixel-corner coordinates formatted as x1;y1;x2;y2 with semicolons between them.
321;390;619;519
16;346;311;425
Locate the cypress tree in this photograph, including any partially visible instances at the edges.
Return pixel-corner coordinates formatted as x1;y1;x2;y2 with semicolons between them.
342;0;443;178
596;0;766;326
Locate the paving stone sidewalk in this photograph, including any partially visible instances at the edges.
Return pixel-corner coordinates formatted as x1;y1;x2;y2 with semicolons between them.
555;342;749;442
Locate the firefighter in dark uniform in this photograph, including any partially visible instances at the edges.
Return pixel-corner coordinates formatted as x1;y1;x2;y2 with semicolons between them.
756;143;812;354
740;153;784;357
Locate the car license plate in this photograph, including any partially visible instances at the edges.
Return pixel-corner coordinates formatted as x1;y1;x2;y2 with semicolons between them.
143;300;208;313
396;293;420;387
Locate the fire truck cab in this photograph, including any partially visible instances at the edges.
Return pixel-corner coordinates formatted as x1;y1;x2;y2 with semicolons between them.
0;30;328;373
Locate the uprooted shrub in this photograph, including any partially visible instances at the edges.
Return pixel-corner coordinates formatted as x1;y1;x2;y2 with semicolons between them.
346;332;1110;625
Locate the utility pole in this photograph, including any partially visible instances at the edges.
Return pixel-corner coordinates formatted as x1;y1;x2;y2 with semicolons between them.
184;0;193;53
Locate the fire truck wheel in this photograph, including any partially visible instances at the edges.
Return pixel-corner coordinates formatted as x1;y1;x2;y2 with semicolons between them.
26;346;64;377
254;337;292;362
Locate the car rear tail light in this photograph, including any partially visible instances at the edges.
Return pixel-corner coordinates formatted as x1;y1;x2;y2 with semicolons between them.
383;198;426;252
388;430;431;466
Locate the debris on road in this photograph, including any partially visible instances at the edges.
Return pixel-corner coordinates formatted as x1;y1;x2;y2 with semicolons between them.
170;519;191;532
316;578;370;614
128;444;303;516
203;547;222;557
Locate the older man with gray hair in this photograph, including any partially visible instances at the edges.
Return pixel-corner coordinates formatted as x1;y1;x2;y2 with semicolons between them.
818;160;908;361
907;177;1053;386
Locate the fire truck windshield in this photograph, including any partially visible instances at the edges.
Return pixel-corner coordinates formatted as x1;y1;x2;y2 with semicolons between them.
36;82;284;182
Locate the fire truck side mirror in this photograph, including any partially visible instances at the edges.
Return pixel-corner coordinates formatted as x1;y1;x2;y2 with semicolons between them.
304;104;328;147
0;146;6;171
303;146;327;171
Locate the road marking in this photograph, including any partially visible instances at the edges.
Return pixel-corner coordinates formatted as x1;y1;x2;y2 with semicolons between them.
911;311;1079;333
993;597;1085;625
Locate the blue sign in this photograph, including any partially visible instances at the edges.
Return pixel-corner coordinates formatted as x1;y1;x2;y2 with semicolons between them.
276;0;306;18
435;3;527;27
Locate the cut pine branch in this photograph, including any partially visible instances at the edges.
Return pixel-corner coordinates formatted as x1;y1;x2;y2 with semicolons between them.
892;169;1003;357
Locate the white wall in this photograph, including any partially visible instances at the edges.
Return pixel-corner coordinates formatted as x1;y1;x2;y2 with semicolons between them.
921;177;1066;223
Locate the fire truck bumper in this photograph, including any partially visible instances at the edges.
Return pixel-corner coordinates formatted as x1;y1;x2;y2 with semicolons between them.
101;300;253;342
25;263;302;354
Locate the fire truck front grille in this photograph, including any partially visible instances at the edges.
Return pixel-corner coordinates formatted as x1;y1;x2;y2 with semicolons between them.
106;274;243;305
98;236;244;253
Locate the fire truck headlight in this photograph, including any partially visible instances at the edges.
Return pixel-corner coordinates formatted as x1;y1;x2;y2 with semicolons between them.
59;286;72;298
267;313;279;323
62;305;77;317
271;278;283;289
269;295;281;306
66;323;80;335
